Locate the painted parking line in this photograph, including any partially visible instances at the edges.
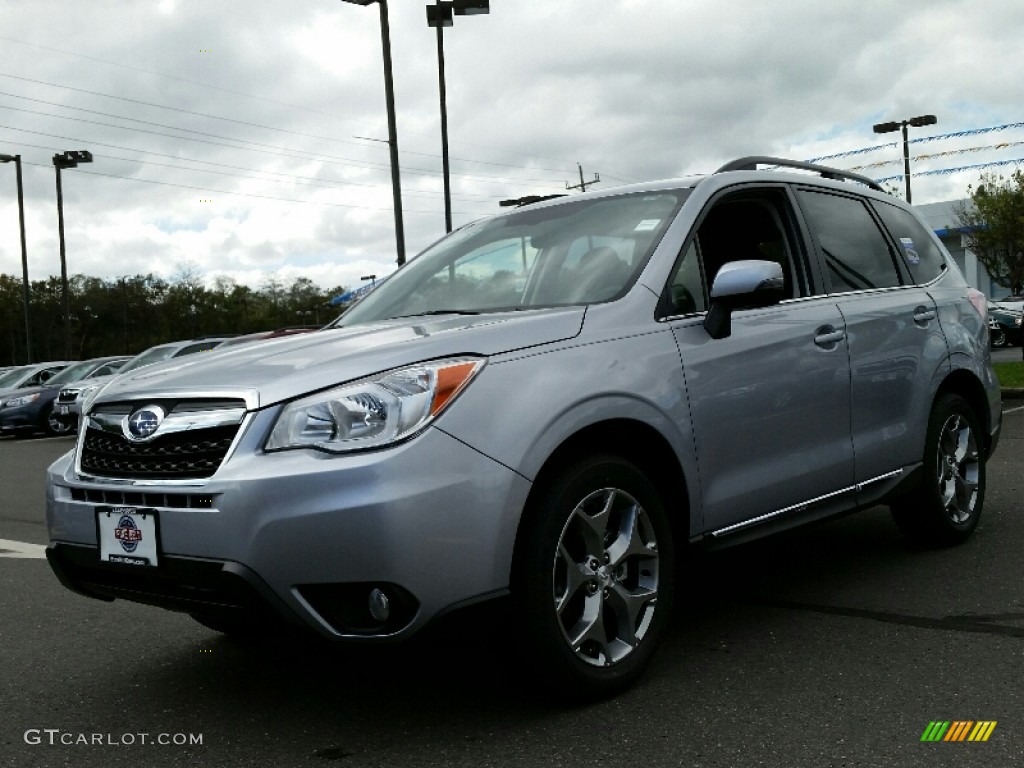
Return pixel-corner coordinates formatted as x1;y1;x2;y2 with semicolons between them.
1004;404;1024;415
0;539;47;559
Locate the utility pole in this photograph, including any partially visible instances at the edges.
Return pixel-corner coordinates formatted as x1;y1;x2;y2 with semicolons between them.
566;162;600;193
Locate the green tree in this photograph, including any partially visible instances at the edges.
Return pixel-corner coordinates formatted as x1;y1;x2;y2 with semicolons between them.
955;170;1024;296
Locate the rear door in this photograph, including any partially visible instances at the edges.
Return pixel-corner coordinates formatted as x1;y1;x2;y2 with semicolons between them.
795;189;948;491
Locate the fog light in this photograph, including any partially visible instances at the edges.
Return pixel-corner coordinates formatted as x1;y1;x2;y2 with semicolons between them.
368;588;390;622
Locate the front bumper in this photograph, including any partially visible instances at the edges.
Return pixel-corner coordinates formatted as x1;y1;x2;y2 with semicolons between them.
46;422;530;639
0;402;45;432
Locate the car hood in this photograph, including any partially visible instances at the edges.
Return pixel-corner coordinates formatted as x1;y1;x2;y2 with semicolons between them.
63;374;118;392
96;308;586;409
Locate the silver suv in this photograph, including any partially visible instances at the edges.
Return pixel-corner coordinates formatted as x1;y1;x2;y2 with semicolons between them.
45;158;1001;697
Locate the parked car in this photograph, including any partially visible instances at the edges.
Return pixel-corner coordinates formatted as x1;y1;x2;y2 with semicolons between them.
53;338;233;429
988;302;1023;347
45;157;1001;698
216;326;320;349
0;357;128;437
0;362;71;397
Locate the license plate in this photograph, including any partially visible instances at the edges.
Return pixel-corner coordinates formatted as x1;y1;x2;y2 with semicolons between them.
58;405;70;415
97;507;159;567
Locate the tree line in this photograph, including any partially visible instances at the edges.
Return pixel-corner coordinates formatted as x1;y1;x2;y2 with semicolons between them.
0;270;349;366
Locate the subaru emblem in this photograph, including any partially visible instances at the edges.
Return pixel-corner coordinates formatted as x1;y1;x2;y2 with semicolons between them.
124;405;166;441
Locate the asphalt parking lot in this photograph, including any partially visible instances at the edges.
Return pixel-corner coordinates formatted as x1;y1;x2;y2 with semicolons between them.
1;406;1022;768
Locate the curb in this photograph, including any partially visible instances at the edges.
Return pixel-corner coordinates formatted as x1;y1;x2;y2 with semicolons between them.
1002;388;1024;400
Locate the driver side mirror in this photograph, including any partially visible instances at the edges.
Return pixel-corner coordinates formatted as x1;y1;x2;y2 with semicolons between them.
703;260;785;340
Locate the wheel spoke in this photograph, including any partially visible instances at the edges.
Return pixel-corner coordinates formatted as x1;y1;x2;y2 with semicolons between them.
606;583;656;650
566;595;609;662
554;542;593;616
573;489;615;554
607;502;655;568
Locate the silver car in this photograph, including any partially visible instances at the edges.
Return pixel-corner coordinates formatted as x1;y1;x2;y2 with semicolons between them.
46;158;1001;697
53;338;232;427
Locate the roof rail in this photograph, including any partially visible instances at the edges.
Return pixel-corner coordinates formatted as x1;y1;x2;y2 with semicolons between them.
715;156;884;193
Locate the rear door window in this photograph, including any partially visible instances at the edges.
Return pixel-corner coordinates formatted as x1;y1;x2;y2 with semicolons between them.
797;190;903;293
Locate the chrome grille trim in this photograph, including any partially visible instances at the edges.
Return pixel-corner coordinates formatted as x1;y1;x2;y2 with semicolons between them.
75;399;254;483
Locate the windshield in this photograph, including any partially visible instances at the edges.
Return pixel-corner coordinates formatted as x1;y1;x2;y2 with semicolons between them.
47;360;103;387
118;344;179;374
0;366;28;388
338;191;686;326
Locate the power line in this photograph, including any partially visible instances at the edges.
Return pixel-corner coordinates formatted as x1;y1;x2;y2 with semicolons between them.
0;135;509;203
17;158;497;216
0;42;579;168
0;106;567;186
0;73;578;174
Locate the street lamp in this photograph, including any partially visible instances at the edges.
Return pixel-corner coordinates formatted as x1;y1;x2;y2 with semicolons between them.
341;0;407;266
426;0;489;233
52;150;93;359
872;114;937;204
0;153;31;363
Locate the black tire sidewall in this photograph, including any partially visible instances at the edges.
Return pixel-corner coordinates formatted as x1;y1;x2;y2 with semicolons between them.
513;454;675;697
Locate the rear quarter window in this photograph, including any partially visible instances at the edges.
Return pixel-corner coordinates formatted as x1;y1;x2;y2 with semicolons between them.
871;199;947;285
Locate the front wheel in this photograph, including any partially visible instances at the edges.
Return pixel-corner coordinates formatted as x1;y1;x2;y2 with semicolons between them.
44;404;75;436
513;454;675;698
990;327;1007;348
890;394;986;546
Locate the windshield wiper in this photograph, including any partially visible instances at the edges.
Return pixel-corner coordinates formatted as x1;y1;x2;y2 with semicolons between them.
390;309;482;319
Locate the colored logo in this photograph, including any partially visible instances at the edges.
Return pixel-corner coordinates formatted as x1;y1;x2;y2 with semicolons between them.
125;405;165;441
921;721;997;742
114;515;142;553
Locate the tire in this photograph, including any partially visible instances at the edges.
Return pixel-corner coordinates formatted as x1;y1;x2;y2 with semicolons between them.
890;394;986;546
44;404;75;436
512;454;675;698
990;327;1007;348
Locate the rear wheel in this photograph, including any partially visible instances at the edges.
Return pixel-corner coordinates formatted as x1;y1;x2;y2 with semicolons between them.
513;454;674;698
890;394;985;546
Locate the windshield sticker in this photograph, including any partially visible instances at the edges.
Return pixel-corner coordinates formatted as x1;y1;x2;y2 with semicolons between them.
900;237;921;265
635;219;661;232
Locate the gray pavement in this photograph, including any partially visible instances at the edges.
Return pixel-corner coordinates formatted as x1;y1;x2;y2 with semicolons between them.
0;409;1022;767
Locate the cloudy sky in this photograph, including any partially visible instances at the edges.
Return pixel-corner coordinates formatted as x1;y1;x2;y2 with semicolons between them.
1;0;1023;292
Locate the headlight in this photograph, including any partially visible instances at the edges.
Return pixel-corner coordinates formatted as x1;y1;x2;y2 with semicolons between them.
4;392;40;408
265;357;485;454
77;384;100;404
1015;317;1022;327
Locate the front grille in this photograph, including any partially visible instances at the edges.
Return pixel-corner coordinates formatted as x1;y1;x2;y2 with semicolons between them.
81;425;239;479
57;389;78;405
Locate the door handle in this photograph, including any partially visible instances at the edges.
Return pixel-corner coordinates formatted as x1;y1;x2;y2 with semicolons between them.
913;306;936;324
814;325;846;347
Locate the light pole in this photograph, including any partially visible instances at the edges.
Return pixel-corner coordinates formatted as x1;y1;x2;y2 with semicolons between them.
52;150;92;360
341;0;407;266
872;114;936;204
426;0;489;233
0;153;31;362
